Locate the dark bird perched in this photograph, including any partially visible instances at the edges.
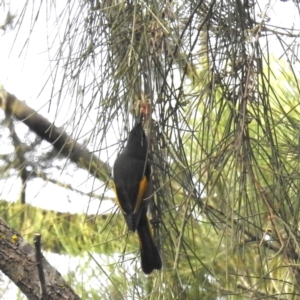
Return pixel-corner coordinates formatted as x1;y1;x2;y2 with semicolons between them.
113;123;162;274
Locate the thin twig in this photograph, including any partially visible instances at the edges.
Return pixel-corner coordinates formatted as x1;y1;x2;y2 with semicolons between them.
34;233;48;300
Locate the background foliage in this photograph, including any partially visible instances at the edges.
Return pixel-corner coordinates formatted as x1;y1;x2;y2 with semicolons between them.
1;0;300;299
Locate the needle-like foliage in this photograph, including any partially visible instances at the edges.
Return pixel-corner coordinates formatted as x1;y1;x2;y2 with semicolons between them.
2;0;300;299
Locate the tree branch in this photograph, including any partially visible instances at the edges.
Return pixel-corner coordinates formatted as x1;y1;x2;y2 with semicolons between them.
0;218;80;300
0;88;111;183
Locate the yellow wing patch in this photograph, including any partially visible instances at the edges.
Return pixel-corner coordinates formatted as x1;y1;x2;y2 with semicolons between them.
134;175;148;213
113;177;148;214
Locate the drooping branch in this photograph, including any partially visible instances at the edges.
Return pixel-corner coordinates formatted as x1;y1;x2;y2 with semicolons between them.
0;88;111;183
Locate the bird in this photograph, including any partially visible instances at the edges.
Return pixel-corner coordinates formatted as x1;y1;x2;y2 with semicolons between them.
113;122;162;274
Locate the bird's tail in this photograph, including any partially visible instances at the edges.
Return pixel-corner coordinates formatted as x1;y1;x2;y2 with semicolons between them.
137;211;162;274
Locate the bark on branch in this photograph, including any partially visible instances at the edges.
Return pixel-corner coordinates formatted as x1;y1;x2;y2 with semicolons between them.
0;218;81;300
0;88;111;182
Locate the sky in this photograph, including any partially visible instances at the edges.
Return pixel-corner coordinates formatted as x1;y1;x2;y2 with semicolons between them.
0;0;300;298
0;1;116;215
